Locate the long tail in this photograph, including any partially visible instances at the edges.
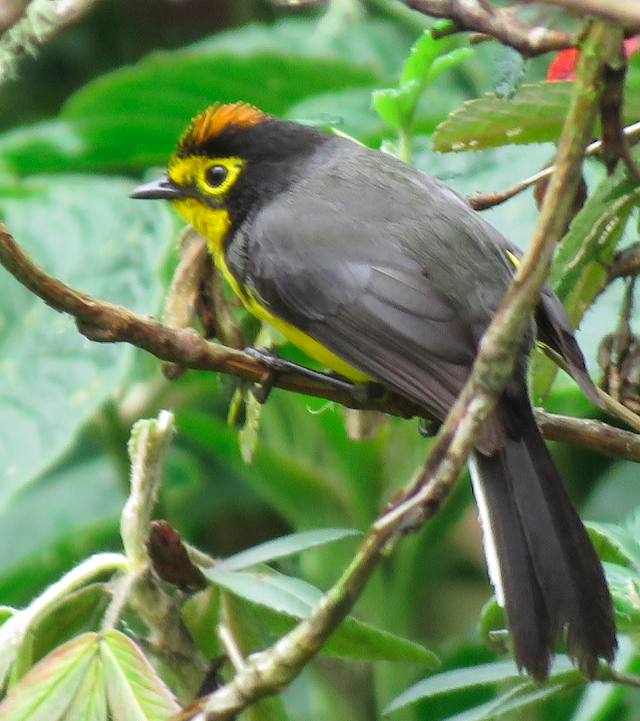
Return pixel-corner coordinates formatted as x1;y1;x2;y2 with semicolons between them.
469;387;616;681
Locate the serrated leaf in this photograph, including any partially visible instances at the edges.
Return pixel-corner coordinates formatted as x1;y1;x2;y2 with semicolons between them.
0;176;172;504
101;630;179;721
0;632;99;721
433;82;640;151
213;570;437;664
211;528;360;574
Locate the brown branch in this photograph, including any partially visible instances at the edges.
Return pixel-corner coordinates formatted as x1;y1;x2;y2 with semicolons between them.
520;0;640;31
607;243;640;282
401;0;576;57
535;409;640;461
0;219;422;418
2;220;640;461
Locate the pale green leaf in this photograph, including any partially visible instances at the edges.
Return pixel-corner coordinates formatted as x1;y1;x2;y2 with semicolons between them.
211;528;360;574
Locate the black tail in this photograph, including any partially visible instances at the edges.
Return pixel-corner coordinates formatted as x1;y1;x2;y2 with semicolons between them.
470;385;616;681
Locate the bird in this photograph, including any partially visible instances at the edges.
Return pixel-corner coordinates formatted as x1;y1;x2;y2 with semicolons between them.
131;101;616;681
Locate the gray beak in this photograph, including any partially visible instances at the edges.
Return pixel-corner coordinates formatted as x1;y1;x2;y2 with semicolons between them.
130;175;182;200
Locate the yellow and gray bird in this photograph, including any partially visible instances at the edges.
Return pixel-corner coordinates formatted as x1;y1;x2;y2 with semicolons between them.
131;102;616;681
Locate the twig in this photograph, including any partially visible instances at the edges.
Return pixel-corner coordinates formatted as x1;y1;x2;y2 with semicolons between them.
470;120;640;211
535;409;640;461
401;0;576;57
607;243;640;282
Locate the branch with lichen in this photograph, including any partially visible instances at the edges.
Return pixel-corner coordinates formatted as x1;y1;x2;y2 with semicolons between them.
0;0;101;83
398;0;640;55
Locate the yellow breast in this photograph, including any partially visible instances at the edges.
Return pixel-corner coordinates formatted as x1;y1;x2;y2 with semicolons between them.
172;199;369;382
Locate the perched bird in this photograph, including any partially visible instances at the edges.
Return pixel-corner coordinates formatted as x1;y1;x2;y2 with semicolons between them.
131;102;616;681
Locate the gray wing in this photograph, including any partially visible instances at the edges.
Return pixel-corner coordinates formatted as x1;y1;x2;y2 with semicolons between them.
233;197;506;450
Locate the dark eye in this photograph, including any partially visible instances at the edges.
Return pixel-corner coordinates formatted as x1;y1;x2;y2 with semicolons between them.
205;164;228;188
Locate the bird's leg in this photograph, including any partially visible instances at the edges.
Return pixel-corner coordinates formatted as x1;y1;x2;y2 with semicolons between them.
243;347;383;404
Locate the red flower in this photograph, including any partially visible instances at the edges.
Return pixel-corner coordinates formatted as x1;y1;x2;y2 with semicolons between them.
546;37;640;81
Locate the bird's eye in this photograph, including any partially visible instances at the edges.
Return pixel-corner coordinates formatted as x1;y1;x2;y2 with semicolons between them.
205;164;228;188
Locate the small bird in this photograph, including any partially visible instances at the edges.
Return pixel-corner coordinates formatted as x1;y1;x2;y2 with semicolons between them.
131;102;616;681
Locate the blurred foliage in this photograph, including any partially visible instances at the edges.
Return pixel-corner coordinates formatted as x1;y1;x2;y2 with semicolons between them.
1;1;640;720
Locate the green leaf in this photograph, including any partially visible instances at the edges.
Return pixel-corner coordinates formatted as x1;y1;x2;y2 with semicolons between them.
212;570;437;664
375;32;472;131
400;30;440;86
384;661;525;714
433;82;640;151
100;630;179;721
601;562;640;632
425;48;474;86
442;682;568;721
587;521;640;569
372;89;403;130
211;528;360;573
384;657;576;715
0;632;99;721
0;176;173;503
61;655;107;721
0;19;383;176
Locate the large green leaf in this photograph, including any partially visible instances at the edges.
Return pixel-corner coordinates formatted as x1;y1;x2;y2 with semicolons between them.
0;456;123;579
0;176;173;504
0;18;398;177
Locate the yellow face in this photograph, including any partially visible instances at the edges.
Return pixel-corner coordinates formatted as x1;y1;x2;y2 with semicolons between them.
163;146;371;383
166;154;245;255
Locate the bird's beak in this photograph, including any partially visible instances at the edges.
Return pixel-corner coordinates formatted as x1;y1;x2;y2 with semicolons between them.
130;175;182;200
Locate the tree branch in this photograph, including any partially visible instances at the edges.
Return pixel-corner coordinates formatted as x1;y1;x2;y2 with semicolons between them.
401;0;576;56
2;219;639;461
520;0;640;31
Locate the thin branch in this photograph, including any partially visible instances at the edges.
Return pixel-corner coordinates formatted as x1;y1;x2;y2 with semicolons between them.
520;0;640;31
402;0;576;57
535;409;640;461
470;120;640;211
2;219;640;461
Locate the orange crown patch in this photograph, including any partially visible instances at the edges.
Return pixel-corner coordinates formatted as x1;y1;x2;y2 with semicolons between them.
182;102;269;147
